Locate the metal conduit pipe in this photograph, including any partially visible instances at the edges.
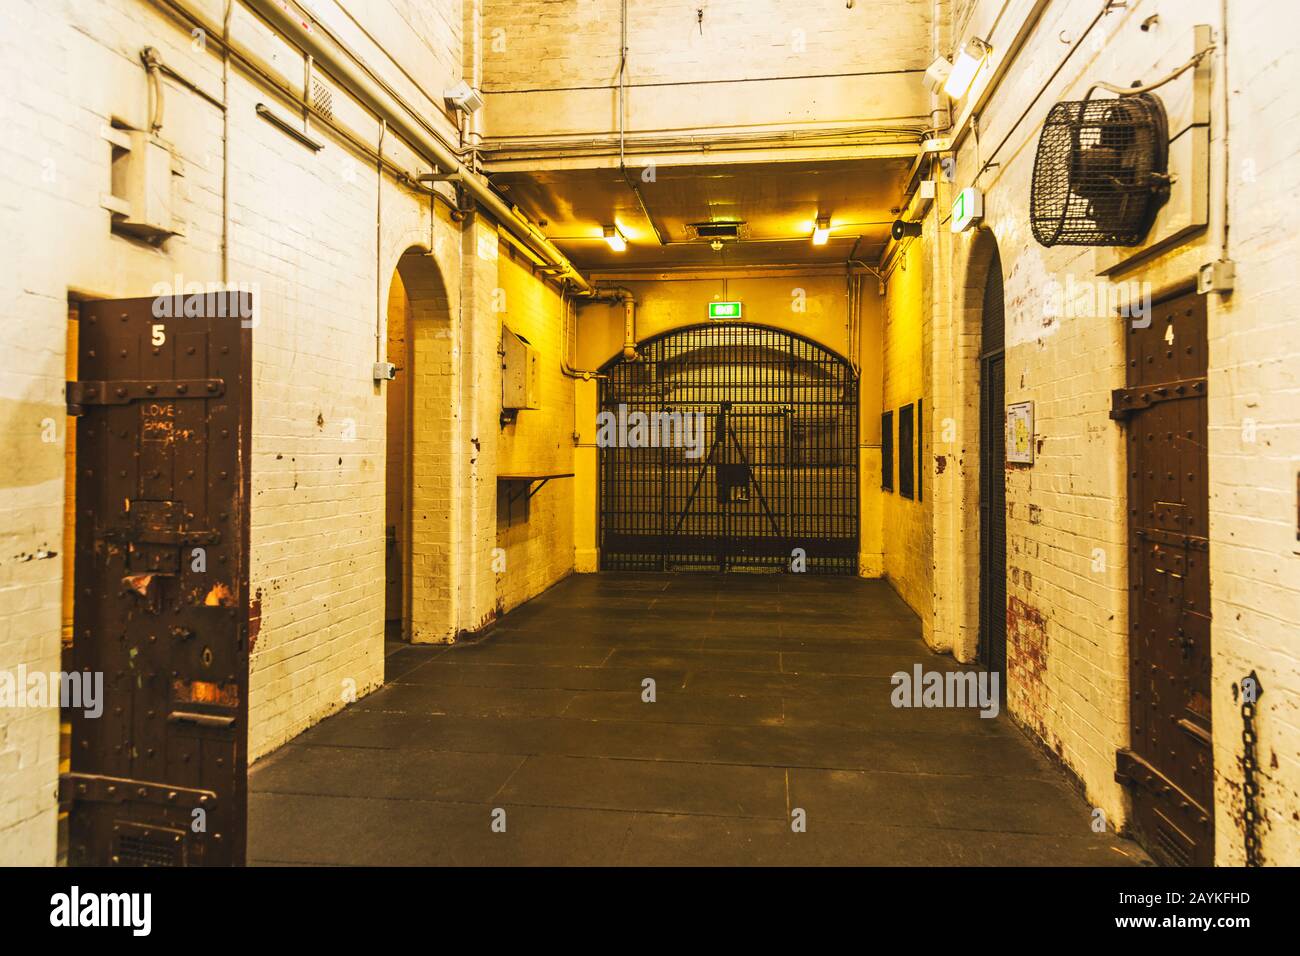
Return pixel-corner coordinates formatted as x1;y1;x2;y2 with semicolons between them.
558;290;607;380
622;295;636;361
616;0;666;246
569;286;637;362
141;46;165;131
149;0;456;207
241;0;590;292
609;288;638;361
558;285;637;377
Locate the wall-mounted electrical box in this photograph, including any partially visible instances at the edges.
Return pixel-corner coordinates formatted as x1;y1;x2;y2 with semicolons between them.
501;325;540;411
101;124;185;242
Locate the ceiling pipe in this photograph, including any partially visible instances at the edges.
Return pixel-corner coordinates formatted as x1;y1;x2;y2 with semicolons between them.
482;125;925;163
559;291;600;380
243;0;590;292
560;285;636;376
559;290;610;380
576;286;638;361
617;0;667;246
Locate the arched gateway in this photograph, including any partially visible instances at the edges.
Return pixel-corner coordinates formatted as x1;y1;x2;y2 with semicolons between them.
598;323;859;574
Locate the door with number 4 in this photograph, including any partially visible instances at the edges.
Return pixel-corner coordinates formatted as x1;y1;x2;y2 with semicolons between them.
1112;289;1212;867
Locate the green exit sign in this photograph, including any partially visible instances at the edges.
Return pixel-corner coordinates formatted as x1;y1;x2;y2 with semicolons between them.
709;301;742;319
950;186;984;233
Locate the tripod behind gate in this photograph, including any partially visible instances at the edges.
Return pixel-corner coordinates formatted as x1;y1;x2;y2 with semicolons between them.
669;402;783;569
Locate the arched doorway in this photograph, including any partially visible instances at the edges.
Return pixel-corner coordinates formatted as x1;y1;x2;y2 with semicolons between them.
385;268;410;639
384;247;453;642
977;244;1007;684
598;323;859;574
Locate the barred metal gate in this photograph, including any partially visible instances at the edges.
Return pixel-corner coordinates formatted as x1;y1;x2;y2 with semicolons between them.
599;323;858;574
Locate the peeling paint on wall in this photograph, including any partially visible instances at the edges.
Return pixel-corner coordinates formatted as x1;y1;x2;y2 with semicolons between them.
248;589;262;655
1007;595;1048;738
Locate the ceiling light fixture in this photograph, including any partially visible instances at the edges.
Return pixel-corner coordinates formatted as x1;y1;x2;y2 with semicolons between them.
812;217;831;246
943;38;990;100
603;225;627;252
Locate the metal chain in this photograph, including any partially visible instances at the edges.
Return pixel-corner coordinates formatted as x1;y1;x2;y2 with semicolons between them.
1241;673;1263;867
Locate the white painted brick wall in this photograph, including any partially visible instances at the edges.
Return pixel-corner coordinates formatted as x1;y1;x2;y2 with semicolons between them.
494;245;576;610
882;236;933;621
4;0;1294;871
0;0;571;863
927;0;1300;862
1207;0;1300;866
483;0;932;87
480;0;934;138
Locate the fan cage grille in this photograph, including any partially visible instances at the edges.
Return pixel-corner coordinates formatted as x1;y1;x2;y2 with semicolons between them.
1030;93;1170;247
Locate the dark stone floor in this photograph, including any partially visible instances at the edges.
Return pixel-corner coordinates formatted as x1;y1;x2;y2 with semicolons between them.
248;573;1150;866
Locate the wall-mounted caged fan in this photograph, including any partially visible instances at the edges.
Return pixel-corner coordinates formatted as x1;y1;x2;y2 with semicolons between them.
1030;92;1170;247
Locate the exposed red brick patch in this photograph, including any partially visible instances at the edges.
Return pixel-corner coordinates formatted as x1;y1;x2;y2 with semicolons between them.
1007;596;1048;736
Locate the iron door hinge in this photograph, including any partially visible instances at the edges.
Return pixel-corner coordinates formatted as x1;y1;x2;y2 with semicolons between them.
1114;749;1211;827
1110;377;1206;420
66;378;225;414
60;772;218;810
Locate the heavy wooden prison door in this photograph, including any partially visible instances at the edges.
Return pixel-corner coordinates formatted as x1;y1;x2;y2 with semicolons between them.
64;292;252;866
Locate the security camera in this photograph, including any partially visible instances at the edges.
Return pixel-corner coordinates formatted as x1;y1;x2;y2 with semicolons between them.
891;219;923;241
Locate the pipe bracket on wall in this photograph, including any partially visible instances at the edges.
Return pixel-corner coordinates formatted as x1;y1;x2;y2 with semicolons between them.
255;103;324;152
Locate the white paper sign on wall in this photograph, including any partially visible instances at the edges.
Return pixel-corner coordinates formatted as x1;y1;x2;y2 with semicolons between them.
1006;401;1034;464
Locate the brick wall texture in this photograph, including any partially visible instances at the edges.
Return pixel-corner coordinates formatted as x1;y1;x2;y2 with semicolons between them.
1;0;1295;868
0;0;570;863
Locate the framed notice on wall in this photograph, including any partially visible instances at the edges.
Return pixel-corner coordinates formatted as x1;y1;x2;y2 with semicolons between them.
1006;401;1034;464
